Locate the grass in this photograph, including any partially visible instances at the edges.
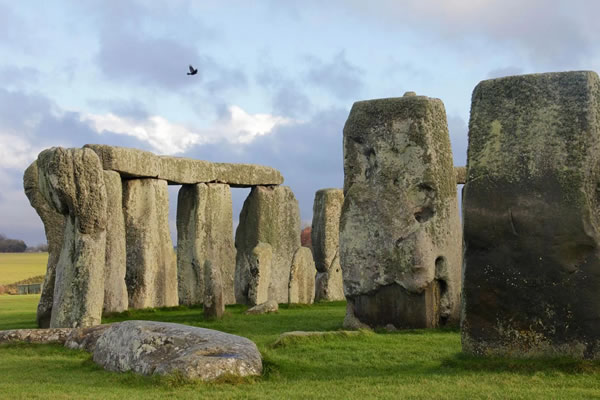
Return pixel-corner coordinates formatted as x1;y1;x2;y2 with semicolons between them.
1;297;600;399
0;252;47;285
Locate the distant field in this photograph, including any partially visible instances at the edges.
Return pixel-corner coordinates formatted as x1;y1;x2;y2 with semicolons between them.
0;253;47;285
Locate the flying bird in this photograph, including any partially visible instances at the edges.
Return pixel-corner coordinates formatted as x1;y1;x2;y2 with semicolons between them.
187;65;198;76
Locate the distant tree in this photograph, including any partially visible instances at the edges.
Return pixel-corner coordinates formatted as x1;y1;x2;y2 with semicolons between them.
0;233;27;253
301;226;312;251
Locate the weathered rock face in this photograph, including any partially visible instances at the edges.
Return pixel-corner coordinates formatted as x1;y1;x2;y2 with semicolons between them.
235;186;301;304
0;328;73;345
245;299;279;315
23;161;66;328
92;321;262;381
102;171;128;313
288;247;316;304
123;179;178;309
236;242;273;306
85;144;283;186
203;260;224;319
37;147;107;328
462;71;600;358
312;189;345;301
340;94;462;329
176;183;235;306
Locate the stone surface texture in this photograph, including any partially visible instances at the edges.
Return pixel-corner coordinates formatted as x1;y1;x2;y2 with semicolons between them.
311;188;345;301
462;71;600;358
244;299;279;315
23;161;66;328
0;328;73;345
92;321;262;380
454;166;466;184
203;260;225;319
235;186;301;304
288;247;316;304
85;144;283;186
340;94;462;329
102;171;128;313
37;147;107;328
123;178;178;309
177;183;235;306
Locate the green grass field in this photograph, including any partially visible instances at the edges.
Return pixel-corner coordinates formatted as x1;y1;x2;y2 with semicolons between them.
0;252;47;285
1;295;600;399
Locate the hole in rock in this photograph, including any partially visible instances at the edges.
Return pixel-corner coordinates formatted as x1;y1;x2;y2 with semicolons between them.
414;207;434;223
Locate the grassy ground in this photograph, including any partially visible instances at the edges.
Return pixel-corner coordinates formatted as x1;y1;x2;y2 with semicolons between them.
1;296;600;399
0;253;47;285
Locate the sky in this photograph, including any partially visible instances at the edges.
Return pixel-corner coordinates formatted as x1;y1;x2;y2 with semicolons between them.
1;0;599;246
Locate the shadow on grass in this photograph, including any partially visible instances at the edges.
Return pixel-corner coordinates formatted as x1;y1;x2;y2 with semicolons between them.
439;352;600;375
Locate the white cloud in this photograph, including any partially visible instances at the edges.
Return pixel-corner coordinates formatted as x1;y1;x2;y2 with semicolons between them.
82;105;294;155
0;134;44;169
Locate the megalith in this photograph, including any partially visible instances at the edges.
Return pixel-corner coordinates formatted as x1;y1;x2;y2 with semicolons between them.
312;189;345;301
102;171;128;313
288;247;316;304
23;161;66;328
203;260;225;319
462;71;600;358
235;186;301;304
123;178;178;309
340;94;462;329
236;242;272;306
176;183;235;306
36;147;107;328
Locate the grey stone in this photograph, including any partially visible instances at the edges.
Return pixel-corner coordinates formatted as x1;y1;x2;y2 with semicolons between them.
236;242;272;306
37;147;107;328
311;188;345;301
85;144;283;186
203;260;225;319
176;183;235;306
0;328;73;345
454;166;466;184
245;299;279;315
92;321;262;381
102;171;128;313
23;161;65;328
235;186;301;304
340;95;462;329
123;179;178;309
288;247;316;304
462;71;600;358
272;330;364;347
64;324;113;352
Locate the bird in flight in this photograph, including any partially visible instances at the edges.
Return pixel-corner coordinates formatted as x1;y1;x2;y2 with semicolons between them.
187;65;198;76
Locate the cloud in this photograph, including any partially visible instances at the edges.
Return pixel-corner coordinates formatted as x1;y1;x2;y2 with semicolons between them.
82;105;295;154
255;62;312;117
0;65;40;88
305;51;364;100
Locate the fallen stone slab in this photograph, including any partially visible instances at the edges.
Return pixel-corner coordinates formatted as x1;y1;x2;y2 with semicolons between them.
272;330;367;347
0;328;73;345
245;299;279;315
93;321;262;381
85;144;283;186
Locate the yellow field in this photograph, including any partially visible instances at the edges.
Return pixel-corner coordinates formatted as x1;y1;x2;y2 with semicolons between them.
0;253;47;285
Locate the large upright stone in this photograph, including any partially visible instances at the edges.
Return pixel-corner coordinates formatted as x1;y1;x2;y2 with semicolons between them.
235;186;301;304
340;94;462;329
312;189;345;301
288;247;316;304
102;171;128;313
203;260;225;319
123;179;178;309
176;183;235;305
463;71;600;358
36;147;107;328
23;161;66;328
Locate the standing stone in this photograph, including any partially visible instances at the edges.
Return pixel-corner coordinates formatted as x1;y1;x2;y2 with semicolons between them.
235;186;301;304
237;242;272;306
123;179;178;309
463;71;600;358
36;147;107;328
102;171;128;313
312;189;345;301
340;94;462;329
203;260;224;319
176;183;235;306
288;247;316;304
23;161;66;328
